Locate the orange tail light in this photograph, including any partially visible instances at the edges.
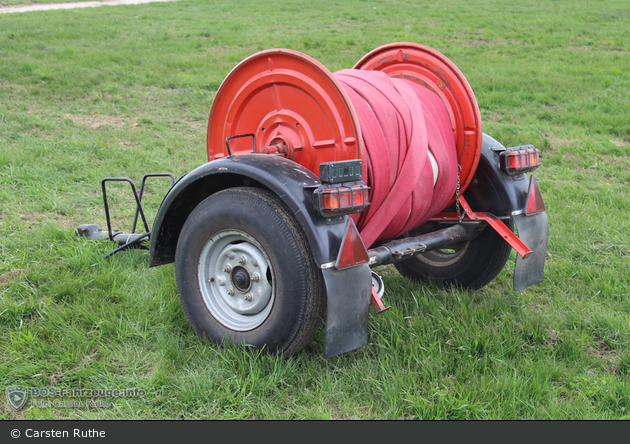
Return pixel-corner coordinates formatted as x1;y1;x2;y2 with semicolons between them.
500;145;541;175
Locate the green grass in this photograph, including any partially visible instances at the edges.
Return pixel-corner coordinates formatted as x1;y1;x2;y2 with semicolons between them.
1;0;629;419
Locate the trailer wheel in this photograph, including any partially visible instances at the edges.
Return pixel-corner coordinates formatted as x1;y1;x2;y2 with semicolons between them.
394;219;514;290
175;187;325;356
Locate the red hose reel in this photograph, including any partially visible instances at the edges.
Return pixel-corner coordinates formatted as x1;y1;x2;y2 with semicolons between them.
207;43;483;246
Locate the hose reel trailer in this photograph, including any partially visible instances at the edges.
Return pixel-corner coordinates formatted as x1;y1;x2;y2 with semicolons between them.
78;43;549;357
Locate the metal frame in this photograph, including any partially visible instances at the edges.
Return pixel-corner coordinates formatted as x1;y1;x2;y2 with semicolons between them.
100;173;175;257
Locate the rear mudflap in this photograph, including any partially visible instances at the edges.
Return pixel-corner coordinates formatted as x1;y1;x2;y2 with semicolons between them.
512;211;549;291
321;264;372;357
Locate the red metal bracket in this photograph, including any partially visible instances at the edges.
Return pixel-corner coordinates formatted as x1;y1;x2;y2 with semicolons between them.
371;287;391;314
430;196;532;259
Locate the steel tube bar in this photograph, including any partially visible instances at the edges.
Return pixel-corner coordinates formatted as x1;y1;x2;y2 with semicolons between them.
367;222;482;267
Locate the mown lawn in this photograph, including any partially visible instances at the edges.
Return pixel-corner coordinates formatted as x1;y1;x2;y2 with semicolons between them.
1;0;629;419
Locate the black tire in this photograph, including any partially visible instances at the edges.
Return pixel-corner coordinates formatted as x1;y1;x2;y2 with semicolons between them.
394;219;514;290
175;187;325;356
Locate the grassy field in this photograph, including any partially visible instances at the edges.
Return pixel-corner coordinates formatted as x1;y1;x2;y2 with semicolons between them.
1;0;629;419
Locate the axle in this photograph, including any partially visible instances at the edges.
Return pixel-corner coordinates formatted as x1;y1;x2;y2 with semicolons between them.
367;221;484;267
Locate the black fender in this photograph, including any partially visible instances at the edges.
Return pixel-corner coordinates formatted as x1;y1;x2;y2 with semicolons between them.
148;153;371;356
149;153;347;268
461;133;530;217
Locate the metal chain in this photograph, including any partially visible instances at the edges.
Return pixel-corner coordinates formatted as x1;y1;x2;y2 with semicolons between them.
455;164;463;222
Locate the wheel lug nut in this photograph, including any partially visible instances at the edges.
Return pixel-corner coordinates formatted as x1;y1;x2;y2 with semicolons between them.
227;287;235;295
244;293;253;301
217;276;226;286
238;256;247;265
223;264;232;273
251;273;260;282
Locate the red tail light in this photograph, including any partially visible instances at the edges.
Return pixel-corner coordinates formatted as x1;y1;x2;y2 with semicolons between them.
315;184;370;217
336;219;370;270
500;146;541;175
525;175;546;215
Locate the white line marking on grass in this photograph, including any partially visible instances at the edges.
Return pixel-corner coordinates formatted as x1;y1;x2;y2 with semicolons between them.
0;0;177;14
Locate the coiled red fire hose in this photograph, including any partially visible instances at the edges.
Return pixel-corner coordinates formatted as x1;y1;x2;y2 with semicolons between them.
207;45;483;250
335;70;458;248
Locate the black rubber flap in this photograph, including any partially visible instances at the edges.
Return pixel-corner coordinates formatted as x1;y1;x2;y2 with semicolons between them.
513;211;549;291
322;264;372;357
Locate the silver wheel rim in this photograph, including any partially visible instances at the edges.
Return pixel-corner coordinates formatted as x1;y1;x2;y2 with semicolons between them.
197;230;274;331
415;241;471;268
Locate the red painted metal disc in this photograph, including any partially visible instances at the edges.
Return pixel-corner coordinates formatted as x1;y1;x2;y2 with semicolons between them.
207;49;363;173
353;42;482;200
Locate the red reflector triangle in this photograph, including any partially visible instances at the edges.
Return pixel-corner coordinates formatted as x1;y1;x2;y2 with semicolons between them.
525;175;546;215
336;219;370;269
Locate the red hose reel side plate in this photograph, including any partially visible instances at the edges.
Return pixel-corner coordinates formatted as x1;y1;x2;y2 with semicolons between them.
354;42;482;200
207;49;363;173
